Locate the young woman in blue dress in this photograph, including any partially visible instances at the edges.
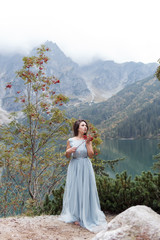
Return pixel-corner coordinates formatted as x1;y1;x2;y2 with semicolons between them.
59;120;107;232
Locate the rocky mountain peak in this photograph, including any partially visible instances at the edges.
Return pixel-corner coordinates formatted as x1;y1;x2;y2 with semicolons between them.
0;41;158;113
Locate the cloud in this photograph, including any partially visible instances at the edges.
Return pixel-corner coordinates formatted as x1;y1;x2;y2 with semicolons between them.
0;0;160;64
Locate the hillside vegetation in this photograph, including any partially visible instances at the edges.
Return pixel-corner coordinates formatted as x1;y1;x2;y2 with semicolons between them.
67;76;160;139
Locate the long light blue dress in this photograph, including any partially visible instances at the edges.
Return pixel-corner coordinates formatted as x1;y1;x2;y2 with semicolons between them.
59;138;107;232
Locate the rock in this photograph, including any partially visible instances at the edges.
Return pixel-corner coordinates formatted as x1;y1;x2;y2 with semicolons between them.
0;215;95;240
93;205;160;240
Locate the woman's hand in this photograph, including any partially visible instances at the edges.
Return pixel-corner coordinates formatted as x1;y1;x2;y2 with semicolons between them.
85;135;93;144
66;146;77;154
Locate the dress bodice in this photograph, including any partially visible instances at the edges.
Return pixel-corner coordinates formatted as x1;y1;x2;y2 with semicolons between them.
69;138;88;159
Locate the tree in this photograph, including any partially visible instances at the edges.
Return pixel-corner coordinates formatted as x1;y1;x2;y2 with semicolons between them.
0;45;71;216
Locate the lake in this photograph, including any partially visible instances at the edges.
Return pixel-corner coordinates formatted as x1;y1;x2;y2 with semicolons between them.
100;139;160;178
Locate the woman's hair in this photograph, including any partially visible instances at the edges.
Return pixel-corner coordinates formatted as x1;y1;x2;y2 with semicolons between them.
73;119;89;136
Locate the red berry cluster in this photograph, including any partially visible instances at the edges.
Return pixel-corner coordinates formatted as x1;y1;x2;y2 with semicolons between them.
55;94;65;106
6;84;12;88
83;134;93;141
52;79;60;84
83;135;87;140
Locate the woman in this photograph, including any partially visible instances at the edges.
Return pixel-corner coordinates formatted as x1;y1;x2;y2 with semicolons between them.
59;120;107;232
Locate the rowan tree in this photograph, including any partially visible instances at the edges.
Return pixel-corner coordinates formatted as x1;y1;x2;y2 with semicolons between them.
0;45;71;216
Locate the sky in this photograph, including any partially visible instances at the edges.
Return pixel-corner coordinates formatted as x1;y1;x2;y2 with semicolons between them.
0;0;160;65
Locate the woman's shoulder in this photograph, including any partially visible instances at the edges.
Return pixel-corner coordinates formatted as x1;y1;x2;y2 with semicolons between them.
67;137;74;147
67;137;73;142
68;137;75;142
67;137;78;143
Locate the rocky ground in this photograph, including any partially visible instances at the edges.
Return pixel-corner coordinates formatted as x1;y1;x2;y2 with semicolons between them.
0;213;116;240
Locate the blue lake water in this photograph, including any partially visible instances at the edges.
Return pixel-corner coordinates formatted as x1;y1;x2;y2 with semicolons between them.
100;139;160;178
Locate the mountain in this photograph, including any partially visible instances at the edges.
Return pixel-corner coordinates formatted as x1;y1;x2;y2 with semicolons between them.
80;60;158;102
0;41;160;138
0;41;158;113
0;41;92;112
35;41;91;101
66;76;160;138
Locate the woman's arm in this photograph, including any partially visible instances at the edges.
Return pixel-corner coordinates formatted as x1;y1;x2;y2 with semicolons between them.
86;138;94;158
65;140;77;158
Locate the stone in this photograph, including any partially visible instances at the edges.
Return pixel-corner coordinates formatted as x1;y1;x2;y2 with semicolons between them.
93;205;160;240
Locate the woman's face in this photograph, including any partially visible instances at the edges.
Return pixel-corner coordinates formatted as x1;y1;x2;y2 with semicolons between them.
78;121;88;135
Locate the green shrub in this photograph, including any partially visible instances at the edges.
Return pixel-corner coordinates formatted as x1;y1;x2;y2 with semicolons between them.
34;186;64;215
34;171;160;215
96;171;160;213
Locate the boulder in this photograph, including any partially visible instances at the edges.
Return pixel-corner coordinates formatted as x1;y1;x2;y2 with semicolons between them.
93;205;160;240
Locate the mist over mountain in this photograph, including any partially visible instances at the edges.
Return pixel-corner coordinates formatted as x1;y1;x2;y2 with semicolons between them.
0;41;158;117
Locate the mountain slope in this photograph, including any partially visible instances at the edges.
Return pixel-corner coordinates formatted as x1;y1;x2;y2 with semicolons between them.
66;76;160;138
116;99;160;138
80;60;158;102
